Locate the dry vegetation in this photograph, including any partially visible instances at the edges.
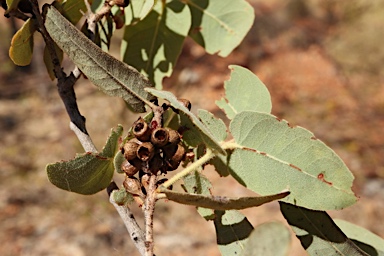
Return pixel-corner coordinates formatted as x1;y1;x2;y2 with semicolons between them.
1;0;383;255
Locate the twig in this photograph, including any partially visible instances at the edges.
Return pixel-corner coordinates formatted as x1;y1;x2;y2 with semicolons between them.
144;175;157;256
31;0;88;133
160;148;216;190
70;122;98;153
108;183;146;256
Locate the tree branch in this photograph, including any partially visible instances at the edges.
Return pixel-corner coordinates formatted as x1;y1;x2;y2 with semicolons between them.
31;0;88;133
144;174;157;256
108;182;146;256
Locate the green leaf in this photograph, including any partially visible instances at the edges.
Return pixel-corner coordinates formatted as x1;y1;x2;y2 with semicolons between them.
145;88;226;154
9;18;36;66
138;0;156;19
160;188;289;210
183;171;215;219
216;65;272;119
44;5;154;112
125;0;157;21
187;0;254;57
280;202;368;256
198;109;227;142
114;151;126;174
214;210;254;256
242;222;291;256
122;0;191;88
52;0;87;25
334;219;384;255
46;126;123;195
183;172;255;255
221;111;357;210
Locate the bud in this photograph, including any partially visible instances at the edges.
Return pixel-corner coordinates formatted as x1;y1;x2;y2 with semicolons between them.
132;117;151;142
151;128;169;147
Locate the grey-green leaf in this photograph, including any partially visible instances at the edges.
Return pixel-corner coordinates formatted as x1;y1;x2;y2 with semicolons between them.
224;111;356;210
145;88;226;154
214;210;254;256
44;6;154;112
198;109;227;142
334;219;384;256
122;0;191;88
160;189;289;210
46;126;123;195
216;65;272;119
280;202;368;256
242;222;291;256
183;171;215;220
187;0;254;57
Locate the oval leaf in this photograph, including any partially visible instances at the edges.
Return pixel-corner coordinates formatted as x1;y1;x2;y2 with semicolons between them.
214;210;254;256
198;109;227;142
242;222;291;256
46;126;123;195
9;18;36;66
44;6;154;112
53;0;87;25
145;88;226;154
122;0;191;88
223;111;357;210
216;65;272;119
187;0;254;57
334;219;384;255
280;202;368;256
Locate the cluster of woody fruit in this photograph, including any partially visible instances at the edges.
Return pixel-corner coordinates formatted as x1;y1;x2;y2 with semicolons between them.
120;115;186;196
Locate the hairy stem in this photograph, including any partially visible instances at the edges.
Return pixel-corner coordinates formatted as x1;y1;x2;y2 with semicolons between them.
160;148;215;190
144;175;157;256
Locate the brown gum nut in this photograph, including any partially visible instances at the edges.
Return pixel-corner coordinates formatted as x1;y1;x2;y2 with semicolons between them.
123;176;142;195
172;144;186;163
163;143;178;159
178;98;191;111
136;142;155;161
166;144;186;171
133;117;151;142
121;160;139;176
151;128;169;147
149;154;163;175
167;128;181;145
123;138;140;161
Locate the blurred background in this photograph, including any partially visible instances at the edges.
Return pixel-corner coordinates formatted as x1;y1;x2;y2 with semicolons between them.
1;0;384;255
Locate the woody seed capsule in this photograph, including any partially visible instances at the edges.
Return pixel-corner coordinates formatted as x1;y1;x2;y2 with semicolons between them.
136;142;155;161
151;128;169;147
123;138;140;161
133;117;151;142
